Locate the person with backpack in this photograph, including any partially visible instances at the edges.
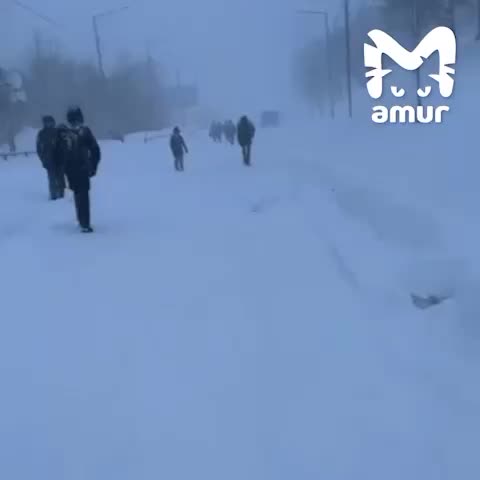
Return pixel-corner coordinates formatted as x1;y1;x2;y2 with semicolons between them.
237;115;256;166
54;124;71;190
169;126;189;172
58;106;101;233
36;115;65;200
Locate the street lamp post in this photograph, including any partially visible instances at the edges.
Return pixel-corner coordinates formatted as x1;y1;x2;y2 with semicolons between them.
92;16;105;78
296;9;335;119
477;0;480;40
92;6;129;78
9;0;61;27
448;0;456;32
344;0;353;118
412;0;422;107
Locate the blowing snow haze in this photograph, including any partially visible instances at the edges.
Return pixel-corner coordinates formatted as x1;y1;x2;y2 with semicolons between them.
1;0;311;114
4;1;480;479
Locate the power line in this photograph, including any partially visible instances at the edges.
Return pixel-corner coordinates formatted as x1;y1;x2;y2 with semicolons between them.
9;0;61;27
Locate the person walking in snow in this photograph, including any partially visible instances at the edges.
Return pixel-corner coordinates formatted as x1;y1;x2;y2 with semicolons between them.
209;122;217;142
237;115;256;166
213;121;223;143
170;126;188;171
57;106;101;233
224;120;236;145
210;121;221;143
54;124;71;190
36;115;65;200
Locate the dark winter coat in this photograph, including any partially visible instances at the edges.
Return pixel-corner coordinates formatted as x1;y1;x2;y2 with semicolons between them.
237;118;255;146
170;132;188;157
36;127;58;170
56;125;101;192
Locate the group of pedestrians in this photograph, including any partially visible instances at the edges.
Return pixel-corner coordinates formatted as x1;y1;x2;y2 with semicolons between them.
36;106;101;233
168;114;256;173
209;121;225;143
209;115;256;166
209;119;237;145
35;110;256;234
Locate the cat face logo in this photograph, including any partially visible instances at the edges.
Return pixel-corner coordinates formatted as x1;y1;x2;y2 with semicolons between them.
364;26;456;124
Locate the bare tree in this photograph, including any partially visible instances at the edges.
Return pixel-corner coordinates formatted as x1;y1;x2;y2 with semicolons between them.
16;32;170;140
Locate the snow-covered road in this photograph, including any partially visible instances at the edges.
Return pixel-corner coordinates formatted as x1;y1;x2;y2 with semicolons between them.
1;124;479;480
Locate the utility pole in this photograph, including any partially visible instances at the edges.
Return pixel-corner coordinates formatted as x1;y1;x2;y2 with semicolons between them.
296;9;335;119
33;30;42;59
412;0;422;107
344;0;353;118
448;0;455;33
324;13;335;119
92;16;105;79
477;0;480;40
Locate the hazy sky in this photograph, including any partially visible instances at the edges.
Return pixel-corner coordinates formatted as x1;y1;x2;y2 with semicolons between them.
1;0;347;115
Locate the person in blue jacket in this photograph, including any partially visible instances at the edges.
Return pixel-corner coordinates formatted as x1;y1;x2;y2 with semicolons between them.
170;126;189;171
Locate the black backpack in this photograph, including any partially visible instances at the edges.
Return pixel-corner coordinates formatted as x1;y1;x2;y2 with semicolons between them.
63;126;101;176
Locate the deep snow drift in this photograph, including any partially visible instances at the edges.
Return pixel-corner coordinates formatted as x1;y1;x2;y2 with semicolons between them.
1;118;480;480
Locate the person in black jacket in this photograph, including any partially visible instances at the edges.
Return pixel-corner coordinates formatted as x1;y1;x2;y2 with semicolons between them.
36;115;65;200
170;126;188;171
237;115;256;166
54;124;71;190
58;106;101;233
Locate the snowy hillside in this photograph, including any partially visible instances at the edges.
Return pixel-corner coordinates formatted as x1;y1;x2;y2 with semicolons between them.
1;113;480;480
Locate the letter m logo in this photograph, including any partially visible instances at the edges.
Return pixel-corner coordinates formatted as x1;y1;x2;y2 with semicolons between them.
364;27;456;100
